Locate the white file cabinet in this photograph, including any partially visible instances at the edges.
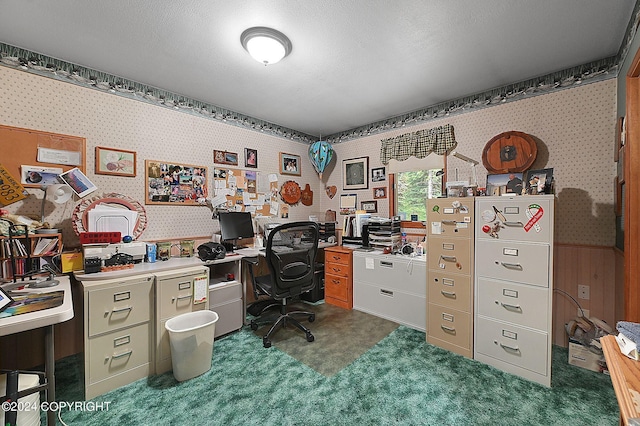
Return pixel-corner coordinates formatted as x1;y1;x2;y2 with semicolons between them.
474;195;554;387
82;274;154;400
353;251;426;331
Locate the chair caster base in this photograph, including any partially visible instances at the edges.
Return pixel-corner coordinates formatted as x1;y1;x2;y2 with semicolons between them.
306;331;314;342
263;337;272;348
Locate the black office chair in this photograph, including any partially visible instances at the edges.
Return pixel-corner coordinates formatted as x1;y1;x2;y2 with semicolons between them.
249;221;320;348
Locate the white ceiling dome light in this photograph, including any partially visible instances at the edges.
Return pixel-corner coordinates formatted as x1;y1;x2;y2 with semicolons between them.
241;27;292;65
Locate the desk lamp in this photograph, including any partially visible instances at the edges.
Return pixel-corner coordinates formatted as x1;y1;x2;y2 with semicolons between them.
450;150;479;187
35;184;73;234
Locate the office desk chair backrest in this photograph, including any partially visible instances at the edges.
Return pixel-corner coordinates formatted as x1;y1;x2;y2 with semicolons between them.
264;221;319;300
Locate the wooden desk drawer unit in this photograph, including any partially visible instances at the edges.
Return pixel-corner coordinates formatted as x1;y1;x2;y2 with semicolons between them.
324;246;353;309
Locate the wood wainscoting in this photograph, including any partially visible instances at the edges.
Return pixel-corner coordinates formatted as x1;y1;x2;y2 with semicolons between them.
553;243;620;347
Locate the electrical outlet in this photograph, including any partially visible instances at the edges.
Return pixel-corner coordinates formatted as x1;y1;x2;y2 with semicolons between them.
578;285;590;300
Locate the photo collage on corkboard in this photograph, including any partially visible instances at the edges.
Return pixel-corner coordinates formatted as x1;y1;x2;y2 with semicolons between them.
145;160;208;205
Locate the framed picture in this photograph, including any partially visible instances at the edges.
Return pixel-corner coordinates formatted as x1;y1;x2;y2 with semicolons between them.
486;173;523;196
59;167;98;198
20;165;63;186
145;160;208;205
279;152;301;176
524;168;554;195
371;167;386;182
214;150;238;166
361;200;377;213
343;156;369;190
95;147;136;177
373;186;387;199
245;148;258;168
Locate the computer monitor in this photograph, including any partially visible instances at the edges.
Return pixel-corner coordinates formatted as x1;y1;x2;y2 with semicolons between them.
218;211;254;251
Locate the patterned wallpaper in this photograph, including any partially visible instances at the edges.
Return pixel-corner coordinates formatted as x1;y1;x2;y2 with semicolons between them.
1;66;616;247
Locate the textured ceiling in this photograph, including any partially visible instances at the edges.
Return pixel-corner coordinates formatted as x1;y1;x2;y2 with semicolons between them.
0;0;635;139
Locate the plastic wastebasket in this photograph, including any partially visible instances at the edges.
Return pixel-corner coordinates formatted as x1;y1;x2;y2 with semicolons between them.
165;310;219;381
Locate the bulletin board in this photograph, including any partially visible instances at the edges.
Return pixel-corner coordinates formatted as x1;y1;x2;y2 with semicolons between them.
0;124;86;188
213;167;273;216
145;160;208;205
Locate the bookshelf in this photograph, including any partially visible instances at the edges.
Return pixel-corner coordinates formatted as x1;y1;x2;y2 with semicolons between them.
0;232;62;280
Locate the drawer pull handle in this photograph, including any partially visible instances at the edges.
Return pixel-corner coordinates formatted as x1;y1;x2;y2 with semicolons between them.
440;325;456;334
331;267;342;272
441;290;456;298
499;343;520;353
500;262;523;270
331;279;341;284
332;255;341;260
441;220;457;225
380;289;394;297
500;302;522;311
441;256;457;262
111;306;132;314
175;294;192;301
380;261;393;268
178;281;192;290
503;221;524;227
112;350;133;360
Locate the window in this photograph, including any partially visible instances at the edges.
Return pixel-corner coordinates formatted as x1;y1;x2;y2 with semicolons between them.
395;169;443;221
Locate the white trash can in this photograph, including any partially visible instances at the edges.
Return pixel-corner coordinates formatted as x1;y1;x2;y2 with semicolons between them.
165;310;219;381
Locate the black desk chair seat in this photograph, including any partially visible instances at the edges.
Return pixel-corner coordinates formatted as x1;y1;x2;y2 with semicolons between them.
248;222;320;348
244;256;279;317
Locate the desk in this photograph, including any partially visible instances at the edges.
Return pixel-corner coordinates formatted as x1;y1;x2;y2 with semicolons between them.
0;275;74;426
601;335;640;425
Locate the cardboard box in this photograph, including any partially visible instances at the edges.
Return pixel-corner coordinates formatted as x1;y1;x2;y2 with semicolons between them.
60;252;83;273
568;339;608;373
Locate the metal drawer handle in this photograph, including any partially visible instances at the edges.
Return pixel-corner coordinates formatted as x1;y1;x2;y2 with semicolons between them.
440;325;456;333
380;289;394;297
441;220;457;225
111;306;132;314
380;261;393;268
503;221;524;227
175;294;192;301
441;256;457;262
112;350;133;359
441;290;456;298
500;302;522;311
500;262;523;270
499;343;520;353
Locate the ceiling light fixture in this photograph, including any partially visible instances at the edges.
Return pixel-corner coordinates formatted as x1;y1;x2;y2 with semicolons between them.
241;27;292;65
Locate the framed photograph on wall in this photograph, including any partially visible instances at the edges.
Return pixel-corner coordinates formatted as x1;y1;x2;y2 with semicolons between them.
279;152;301;176
361;200;377;213
214;150;238;166
59;167;98;198
371;167;386;182
343;156;369;190
95;147;136;177
373;186;387;199
524;168;554;195
245;148;258;168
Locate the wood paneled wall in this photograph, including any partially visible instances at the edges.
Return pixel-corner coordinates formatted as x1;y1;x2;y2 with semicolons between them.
553;244;619;347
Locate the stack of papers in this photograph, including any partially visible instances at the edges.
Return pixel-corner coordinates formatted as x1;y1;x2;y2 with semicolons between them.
88;205;138;238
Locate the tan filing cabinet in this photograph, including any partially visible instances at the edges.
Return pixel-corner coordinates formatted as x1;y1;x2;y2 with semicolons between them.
324;246;353;309
82;274;154;399
154;266;209;375
426;197;475;359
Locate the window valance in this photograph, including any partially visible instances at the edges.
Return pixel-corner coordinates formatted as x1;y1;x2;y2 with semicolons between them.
379;124;456;165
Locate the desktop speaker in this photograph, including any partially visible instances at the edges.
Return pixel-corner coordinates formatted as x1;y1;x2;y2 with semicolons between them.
197;242;226;260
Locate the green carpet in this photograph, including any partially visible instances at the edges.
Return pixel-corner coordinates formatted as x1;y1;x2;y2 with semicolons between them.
53;324;618;425
251;302;399;376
